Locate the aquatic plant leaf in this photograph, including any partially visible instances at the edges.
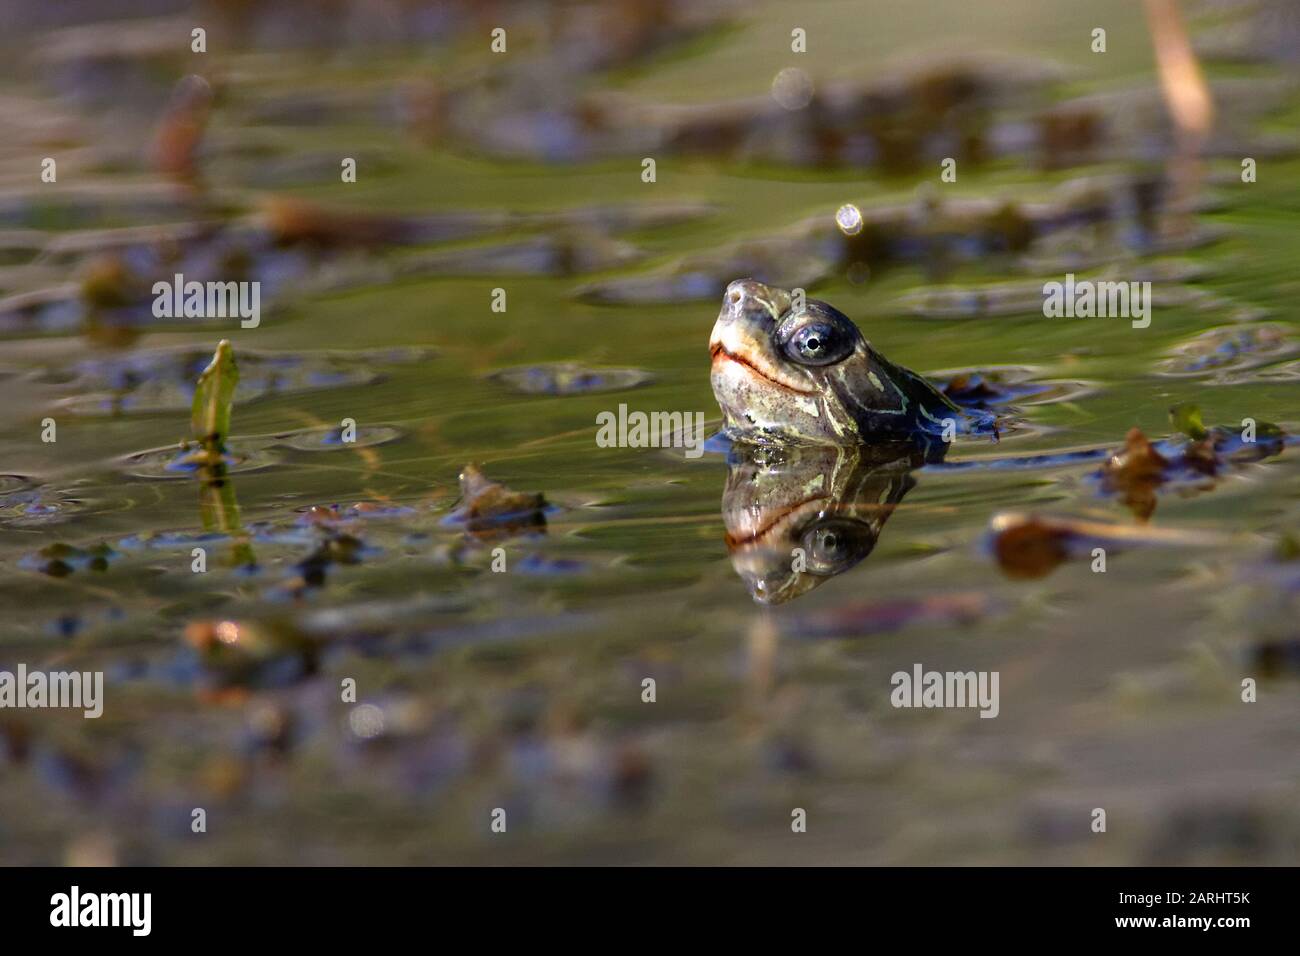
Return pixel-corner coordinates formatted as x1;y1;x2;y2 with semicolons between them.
1169;402;1207;440
191;339;239;449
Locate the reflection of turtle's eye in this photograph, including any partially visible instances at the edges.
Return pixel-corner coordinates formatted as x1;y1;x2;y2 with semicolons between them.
800;518;875;573
778;316;854;366
807;526;849;563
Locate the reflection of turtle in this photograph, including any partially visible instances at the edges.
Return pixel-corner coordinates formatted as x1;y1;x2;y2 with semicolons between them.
721;442;929;605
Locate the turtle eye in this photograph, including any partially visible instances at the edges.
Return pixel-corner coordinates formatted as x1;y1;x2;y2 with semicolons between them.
779;317;854;366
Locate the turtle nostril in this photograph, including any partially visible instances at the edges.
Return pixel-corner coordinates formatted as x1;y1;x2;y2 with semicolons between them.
728;290;741;304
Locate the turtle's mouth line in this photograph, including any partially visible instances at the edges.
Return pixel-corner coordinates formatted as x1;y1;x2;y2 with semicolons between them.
710;343;816;396
725;494;830;548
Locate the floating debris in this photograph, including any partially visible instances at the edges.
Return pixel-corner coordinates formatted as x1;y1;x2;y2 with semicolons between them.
261;196;469;249
451;53;1059;167
894;280;1047;319
288;531;368;592
1093;408;1286;519
151;75;212;186
1249;639;1300;679
1098;427;1176;521
577;172;1198;304
444;464;548;536
933;366;1095;409
574;236;835;305
988;512;1224;578
19;541;116;577
298;502;419;526
183;618;319;694
274;424;402;452
1156;323;1296;379
395;231;644;278
0;486;82;527
487;362;653;396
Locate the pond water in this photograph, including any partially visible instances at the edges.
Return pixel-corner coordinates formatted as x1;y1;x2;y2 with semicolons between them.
0;0;1297;864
